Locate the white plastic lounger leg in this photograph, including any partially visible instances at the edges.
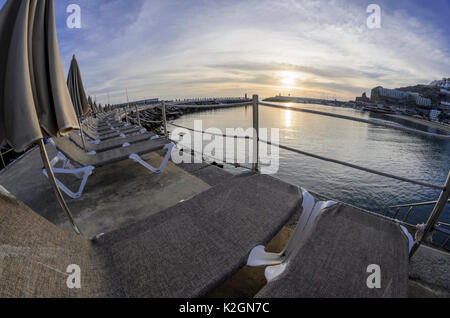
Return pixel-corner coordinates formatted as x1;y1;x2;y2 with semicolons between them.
400;226;414;253
263;200;337;282
280;189;316;257
50;152;69;169
265;263;288;283
129;142;175;173
247;246;284;267
42;152;95;199
88;139;100;145
247;188;316;267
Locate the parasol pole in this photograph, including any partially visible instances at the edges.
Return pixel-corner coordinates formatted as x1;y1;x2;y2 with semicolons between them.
77;118;87;151
38;139;82;235
0;150;5;168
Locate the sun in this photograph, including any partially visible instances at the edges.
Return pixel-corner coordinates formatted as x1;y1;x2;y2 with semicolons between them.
280;72;299;86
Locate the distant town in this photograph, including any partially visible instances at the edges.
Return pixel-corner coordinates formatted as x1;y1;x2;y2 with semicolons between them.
265;78;450;127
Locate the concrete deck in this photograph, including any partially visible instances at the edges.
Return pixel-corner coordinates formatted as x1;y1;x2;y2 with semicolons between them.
0;145;233;237
409;245;450;297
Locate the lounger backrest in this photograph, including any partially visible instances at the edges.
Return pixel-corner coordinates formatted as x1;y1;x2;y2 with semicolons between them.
52;136;170;167
82;125;142;141
256;203;410;298
69;131;155;153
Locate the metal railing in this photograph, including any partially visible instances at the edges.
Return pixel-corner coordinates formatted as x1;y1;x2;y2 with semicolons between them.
388;199;450;223
387;199;450;250
117;94;450;255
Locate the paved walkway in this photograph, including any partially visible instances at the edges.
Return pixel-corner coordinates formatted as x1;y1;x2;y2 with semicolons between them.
0;145;215;237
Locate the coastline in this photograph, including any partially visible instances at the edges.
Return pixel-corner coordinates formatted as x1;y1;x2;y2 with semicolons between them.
265;96;450;134
385;114;450;133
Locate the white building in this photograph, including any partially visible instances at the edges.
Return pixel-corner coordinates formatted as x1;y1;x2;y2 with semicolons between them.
372;87;431;107
430;78;450;89
430;109;441;122
414;95;432;107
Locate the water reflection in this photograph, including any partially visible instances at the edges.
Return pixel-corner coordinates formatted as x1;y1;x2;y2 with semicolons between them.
284;110;292;127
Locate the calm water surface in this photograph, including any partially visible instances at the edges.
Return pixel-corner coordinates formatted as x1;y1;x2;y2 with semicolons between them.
173;103;450;232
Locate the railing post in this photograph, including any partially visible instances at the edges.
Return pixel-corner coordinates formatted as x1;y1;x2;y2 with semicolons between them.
403;207;414;222
411;172;450;256
252;94;259;172
162;101;168;138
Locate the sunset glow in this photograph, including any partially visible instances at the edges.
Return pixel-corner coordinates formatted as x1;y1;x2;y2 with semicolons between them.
20;0;448;104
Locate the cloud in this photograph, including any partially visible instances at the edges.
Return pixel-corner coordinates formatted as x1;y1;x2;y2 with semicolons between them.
47;0;450;103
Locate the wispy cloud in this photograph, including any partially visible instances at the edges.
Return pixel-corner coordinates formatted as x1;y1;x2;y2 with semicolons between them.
46;0;450;103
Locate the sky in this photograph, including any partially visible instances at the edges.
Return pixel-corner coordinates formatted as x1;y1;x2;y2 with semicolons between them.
1;0;449;104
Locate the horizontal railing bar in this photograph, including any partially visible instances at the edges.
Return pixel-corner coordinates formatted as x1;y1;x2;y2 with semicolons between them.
434;226;450;235
390;199;450;208
169;101;253;108
169;141;253;171
167;122;445;190
169;123;249;138
262;138;445;190
259;102;450;140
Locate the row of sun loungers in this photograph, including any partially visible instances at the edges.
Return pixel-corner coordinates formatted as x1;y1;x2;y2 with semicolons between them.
42;114;174;199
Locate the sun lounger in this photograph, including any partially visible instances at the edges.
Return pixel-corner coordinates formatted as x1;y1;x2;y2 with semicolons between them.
255;203;412;298
85;121;133;133
82;127;143;142
43;136;174;199
69;130;159;153
0;173;302;297
83;122;124;133
81;117;141;134
81;124;143;141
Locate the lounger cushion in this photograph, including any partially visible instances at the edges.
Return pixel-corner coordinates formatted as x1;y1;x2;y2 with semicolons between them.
82;125;142;141
256;203;410;298
94;173;302;297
